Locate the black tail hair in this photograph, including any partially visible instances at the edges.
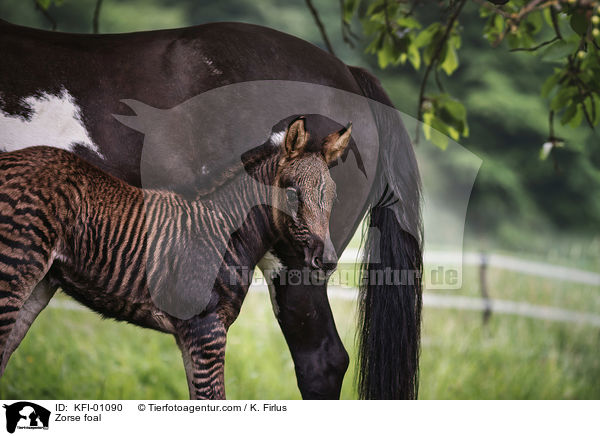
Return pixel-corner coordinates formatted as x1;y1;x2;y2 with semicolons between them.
349;66;423;400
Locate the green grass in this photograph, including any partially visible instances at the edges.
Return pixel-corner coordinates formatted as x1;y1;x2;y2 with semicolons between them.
1;273;599;400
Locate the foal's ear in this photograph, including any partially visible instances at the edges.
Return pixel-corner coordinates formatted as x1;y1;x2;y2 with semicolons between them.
323;122;352;164
284;117;309;158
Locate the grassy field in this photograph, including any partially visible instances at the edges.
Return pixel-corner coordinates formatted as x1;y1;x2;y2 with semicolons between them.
1;260;599;400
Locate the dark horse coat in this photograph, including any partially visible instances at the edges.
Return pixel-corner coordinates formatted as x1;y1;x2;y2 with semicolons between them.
0;19;422;399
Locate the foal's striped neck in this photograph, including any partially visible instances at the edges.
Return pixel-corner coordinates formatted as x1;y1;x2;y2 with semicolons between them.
180;146;281;268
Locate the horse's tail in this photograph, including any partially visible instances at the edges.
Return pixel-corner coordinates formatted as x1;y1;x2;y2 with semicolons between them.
349;66;423;400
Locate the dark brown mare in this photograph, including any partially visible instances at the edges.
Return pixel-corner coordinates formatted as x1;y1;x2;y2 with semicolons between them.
0;19;422;399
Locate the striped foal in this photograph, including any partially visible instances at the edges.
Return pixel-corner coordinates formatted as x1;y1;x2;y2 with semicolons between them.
0;117;351;399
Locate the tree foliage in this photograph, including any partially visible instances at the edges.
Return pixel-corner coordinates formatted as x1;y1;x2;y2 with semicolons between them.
342;0;600;153
11;0;598;240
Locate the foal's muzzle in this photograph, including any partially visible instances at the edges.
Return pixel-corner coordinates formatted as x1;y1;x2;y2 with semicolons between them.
303;236;338;272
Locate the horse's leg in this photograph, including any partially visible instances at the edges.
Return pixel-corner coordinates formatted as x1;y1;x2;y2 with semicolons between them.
0;278;57;376
276;281;349;399
174;312;227;400
259;257;349;399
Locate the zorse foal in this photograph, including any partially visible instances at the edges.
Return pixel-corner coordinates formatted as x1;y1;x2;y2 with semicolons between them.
0;117;352;399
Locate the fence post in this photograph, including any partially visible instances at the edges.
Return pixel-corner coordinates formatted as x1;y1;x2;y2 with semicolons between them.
479;252;492;324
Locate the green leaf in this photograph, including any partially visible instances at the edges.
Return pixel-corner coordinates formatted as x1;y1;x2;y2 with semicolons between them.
422;120;449;150
343;0;360;22
541;72;561;98
540;40;578;62
542;8;553;27
397;16;421;30
390;34;410;62
590;95;600;125
421;98;464;149
440;45;458;75
366;0;386;16
524;12;543;35
570;11;588;36
560;102;578;125
446;125;460;141
492;14;504;35
422;111;434;140
550;87;576;111
568;105;583;128
36;0;52;9
365;31;384;54
423;42;436;66
428;119;450;149
443;98;467;122
377;35;395;68
483;14;504;44
414;23;441;48
450;32;461;50
507;30;536;50
407;41;421;70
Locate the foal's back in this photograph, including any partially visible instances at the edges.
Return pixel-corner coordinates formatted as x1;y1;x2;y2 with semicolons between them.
0;146;139;252
0;146;117;253
0;147;164;328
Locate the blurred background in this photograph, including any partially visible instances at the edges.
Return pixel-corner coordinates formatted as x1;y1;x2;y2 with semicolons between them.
0;0;598;399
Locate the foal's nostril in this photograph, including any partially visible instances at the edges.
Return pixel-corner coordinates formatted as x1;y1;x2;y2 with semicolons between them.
311;256;323;270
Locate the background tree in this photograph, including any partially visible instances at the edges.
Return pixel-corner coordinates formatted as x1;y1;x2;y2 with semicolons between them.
333;0;600;154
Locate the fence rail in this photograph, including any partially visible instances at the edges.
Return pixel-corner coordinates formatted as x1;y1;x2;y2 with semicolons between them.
340;249;600;286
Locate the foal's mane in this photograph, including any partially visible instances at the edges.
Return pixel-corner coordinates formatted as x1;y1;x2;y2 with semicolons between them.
192;114;362;198
196;140;280;198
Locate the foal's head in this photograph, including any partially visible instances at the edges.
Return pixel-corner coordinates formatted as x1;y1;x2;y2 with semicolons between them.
273;117;352;271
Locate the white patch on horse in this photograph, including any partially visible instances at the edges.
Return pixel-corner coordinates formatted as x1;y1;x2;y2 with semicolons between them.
269;131;286;146
201;55;223;76
0;88;101;155
257;250;284;317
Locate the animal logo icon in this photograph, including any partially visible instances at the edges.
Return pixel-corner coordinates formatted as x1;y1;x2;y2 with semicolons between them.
2;402;50;433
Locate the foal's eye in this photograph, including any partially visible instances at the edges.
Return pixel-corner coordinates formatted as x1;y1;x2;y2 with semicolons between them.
286;188;298;204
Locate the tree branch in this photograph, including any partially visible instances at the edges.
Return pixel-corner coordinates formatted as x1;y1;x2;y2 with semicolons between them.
406;0;421;16
435;67;445;92
582;101;595;129
550;6;563;40
509;35;560;52
473;0;510;18
383;0;393;35
305;0;336;56
474;0;559;46
416;0;467;141
339;0;358;48
93;0;103;34
34;0;57;31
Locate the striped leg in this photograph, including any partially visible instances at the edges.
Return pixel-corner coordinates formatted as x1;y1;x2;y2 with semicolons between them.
0;182;57;372
0;260;53;373
175;312;227;400
0;278;57;376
